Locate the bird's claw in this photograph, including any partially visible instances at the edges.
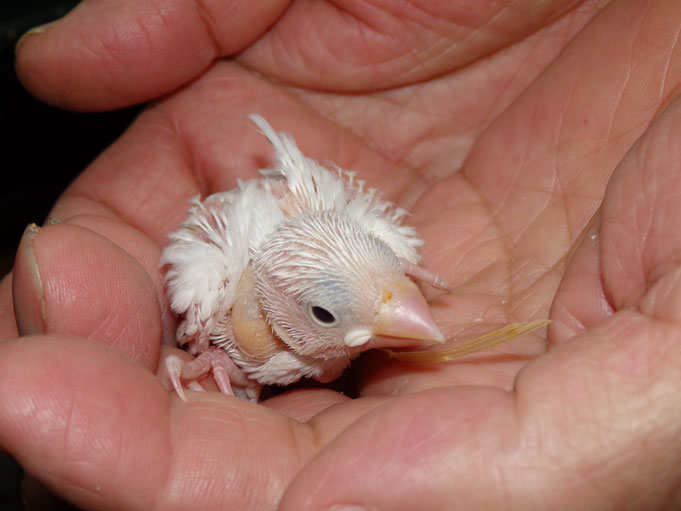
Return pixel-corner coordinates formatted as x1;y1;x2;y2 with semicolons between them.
164;347;254;401
165;355;188;402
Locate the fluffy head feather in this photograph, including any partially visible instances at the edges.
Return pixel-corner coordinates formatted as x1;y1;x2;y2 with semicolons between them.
251;114;423;263
254;210;405;359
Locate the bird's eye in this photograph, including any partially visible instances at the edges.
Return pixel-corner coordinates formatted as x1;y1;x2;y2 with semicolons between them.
310;306;338;326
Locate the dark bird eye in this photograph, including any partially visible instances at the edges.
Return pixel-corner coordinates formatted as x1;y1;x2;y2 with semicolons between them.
310;306;337;326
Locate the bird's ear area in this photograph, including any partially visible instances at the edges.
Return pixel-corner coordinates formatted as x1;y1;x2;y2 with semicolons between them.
12;216;167;370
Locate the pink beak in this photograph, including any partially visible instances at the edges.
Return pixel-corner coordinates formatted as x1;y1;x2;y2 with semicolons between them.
366;280;444;350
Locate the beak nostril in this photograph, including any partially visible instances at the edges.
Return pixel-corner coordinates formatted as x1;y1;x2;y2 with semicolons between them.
369;279;443;348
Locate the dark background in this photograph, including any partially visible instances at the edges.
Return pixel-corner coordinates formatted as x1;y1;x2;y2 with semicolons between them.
0;0;142;274
1;2;141;509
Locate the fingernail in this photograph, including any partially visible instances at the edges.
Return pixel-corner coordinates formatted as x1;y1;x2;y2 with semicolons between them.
13;223;47;335
326;506;370;511
14;20;58;55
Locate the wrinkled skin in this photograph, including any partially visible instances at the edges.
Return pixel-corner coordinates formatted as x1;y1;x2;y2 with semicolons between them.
5;0;681;509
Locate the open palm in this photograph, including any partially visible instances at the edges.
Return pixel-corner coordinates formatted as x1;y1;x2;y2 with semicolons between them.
4;1;681;509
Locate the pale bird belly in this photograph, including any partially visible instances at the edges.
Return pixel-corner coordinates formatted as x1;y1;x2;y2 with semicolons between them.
230;265;284;360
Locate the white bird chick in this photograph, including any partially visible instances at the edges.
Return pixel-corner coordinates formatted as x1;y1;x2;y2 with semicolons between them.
161;115;447;401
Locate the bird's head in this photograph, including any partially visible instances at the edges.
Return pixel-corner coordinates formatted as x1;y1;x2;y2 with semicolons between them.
253;211;444;359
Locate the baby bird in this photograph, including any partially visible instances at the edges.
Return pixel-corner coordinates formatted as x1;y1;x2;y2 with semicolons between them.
161;115;447;401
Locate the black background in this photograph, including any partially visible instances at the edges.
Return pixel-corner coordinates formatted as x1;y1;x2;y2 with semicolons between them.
0;0;141;274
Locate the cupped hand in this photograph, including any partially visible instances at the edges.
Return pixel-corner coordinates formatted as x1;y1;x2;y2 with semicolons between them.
4;1;681;509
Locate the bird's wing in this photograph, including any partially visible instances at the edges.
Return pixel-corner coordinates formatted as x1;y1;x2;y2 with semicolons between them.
161;182;283;350
250;114;422;263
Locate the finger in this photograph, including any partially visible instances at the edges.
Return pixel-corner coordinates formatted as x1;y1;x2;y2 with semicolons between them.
551;91;681;344
1;213;174;346
12;222;161;368
0;336;307;509
15;0;290;110
548;218;613;344
600;93;681;312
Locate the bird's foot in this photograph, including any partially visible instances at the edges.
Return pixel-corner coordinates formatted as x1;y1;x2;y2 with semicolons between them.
164;347;260;402
399;258;449;290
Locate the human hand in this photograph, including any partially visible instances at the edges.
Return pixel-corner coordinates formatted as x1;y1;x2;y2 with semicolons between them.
4;1;681;509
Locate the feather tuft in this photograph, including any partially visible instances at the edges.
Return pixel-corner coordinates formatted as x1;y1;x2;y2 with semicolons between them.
383;320;551;362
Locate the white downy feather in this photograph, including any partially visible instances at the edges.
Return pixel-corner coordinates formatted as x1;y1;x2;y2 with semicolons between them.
250;114;423;263
162;115;427;374
161;181;283;352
